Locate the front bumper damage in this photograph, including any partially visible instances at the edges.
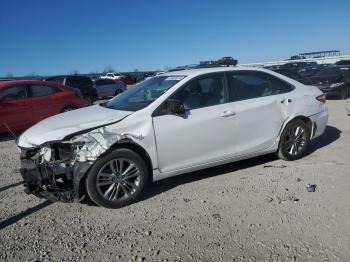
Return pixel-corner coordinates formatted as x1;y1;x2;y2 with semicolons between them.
18;126;143;202
19;143;93;202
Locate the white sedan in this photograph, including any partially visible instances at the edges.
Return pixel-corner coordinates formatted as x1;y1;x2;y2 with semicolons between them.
100;72;123;80
17;67;328;208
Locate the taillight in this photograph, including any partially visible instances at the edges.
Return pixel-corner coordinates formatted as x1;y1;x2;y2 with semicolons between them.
316;94;326;104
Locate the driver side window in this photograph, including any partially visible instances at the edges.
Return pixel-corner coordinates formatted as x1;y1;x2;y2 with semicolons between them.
170;72;228;110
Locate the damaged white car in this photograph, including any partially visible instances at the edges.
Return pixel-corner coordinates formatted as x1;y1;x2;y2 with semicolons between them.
17;67;328;208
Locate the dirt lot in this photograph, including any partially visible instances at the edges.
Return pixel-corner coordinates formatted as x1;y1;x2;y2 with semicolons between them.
0;99;349;262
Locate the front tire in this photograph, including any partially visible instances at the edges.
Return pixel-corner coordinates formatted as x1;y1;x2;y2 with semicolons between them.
85;148;149;208
278;120;310;161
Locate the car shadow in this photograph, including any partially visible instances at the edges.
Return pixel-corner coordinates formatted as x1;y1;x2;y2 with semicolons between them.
0;181;23;193
0;200;52;230
142;125;341;202
307;125;341;155
141;153;278;202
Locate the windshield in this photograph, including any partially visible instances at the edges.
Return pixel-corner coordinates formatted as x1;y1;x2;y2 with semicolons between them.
103;75;185;111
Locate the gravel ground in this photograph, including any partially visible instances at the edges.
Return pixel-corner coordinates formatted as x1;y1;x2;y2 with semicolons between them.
0;99;349;262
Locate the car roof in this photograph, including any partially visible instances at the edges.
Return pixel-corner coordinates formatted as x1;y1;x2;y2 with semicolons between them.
162;66;270;77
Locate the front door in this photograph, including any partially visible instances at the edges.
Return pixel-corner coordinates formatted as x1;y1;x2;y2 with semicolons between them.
152;72;237;173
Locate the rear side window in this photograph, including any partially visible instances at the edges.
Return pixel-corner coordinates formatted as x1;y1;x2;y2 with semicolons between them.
227;71;293;101
0;85;27;101
30;85;57;97
269;76;295;94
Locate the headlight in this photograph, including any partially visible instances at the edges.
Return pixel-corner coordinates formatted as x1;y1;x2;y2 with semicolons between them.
330;82;344;88
69;127;142;162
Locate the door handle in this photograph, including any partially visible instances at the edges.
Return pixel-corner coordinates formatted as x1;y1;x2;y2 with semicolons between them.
281;98;292;104
220;110;236;117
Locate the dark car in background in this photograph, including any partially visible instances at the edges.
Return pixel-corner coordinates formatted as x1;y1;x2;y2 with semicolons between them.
136;72;156;82
335;60;350;66
272;68;311;85
298;66;322;78
281;61;317;70
0;80;86;134
310;66;350;99
45;75;98;104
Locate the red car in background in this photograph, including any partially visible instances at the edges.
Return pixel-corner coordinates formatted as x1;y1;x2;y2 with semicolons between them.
0;80;87;134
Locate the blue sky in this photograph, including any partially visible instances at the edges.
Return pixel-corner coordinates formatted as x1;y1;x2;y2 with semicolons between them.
0;0;349;76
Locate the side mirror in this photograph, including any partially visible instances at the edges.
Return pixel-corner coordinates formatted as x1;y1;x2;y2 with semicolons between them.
166;99;185;116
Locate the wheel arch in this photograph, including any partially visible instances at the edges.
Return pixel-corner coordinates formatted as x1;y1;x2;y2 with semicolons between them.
77;139;154;200
102;139;153;181
279;115;313;140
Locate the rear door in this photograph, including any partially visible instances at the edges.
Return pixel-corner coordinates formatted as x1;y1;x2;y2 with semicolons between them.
0;84;33;132
28;84;63;122
226;71;295;156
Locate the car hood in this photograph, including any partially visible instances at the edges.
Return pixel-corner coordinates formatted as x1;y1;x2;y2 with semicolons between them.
17;105;132;148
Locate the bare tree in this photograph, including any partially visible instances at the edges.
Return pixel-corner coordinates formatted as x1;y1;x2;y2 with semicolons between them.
103;65;115;73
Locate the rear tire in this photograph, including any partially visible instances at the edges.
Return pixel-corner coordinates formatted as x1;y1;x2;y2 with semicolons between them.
278;120;310;161
85;149;149;209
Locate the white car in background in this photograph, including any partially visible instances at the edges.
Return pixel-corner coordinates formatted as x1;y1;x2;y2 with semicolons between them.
100;72;123;80
93;79;127;98
17;67;328;208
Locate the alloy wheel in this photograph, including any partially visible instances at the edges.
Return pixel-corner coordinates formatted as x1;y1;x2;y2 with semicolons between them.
96;158;141;201
284;126;308;156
